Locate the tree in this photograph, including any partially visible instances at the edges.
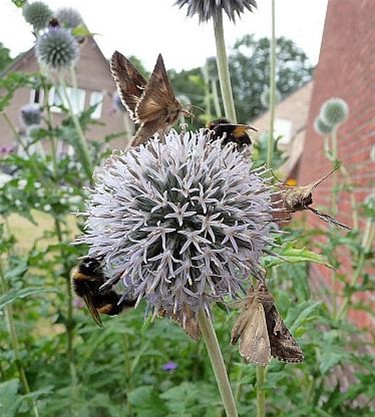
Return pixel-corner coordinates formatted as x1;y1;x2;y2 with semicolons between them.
229;35;313;122
0;42;12;73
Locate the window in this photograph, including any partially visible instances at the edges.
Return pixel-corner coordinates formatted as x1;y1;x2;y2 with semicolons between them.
89;91;104;119
30;88;44;104
48;87;86;114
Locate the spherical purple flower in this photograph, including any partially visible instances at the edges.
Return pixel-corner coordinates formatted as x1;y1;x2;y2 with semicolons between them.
320;97;349;127
22;1;53;31
313;116;333;136
55;7;83;28
20;104;42;127
162;361;178;372
175;0;257;22
77;131;275;321
36;27;78;71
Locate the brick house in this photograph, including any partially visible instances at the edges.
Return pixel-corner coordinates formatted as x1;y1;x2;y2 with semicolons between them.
0;36;132;151
299;0;374;328
253;81;314;178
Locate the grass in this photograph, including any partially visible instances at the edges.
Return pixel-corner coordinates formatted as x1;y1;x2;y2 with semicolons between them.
2;211;78;252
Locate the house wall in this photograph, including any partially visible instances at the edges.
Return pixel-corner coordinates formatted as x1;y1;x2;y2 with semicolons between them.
0;37;131;151
299;0;375;328
253;81;313;177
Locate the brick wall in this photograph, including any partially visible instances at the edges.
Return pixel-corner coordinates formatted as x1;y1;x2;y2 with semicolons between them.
299;0;375;328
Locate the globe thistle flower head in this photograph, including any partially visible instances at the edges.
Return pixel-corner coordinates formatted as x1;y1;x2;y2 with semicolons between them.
313;116;333;136
36;27;79;71
175;0;257;22
55;7;83;28
20;104;42;127
320;97;349;127
78;130;275;321
22;1;53;31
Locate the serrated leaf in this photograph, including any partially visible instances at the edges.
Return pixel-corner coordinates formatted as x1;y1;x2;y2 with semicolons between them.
0;379;22;417
71;25;96;38
128;386;168;417
0;287;57;309
265;247;334;269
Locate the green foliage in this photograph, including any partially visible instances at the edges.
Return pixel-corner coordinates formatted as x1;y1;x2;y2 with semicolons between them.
169;35;313;126
0;42;13;73
0;21;372;417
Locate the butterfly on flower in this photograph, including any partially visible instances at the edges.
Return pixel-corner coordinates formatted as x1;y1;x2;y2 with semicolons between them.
275;166;351;230
110;51;191;147
231;283;304;365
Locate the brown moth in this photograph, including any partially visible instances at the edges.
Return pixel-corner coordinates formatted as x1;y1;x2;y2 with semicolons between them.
277;166;351;230
110;51;191;147
231;283;304;365
157;305;200;341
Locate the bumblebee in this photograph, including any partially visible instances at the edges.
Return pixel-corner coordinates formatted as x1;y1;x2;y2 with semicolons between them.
71;257;136;327
206;118;257;150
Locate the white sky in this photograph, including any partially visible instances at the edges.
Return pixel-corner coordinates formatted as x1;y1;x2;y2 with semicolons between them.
0;0;328;72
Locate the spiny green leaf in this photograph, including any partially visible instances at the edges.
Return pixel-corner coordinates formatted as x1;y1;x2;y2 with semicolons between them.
264;247;334;269
0;287;57;309
0;379;22;417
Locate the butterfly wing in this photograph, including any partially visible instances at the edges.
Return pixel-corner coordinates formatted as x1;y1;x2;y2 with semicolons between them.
131;119;163;147
158;305;200;341
265;305;304;363
110;51;147;121
231;295;271;366
135;54;181;125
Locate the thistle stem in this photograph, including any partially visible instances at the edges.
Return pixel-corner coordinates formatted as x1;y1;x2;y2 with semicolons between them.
57;72;92;180
213;9;237;122
202;60;212;120
256;366;266;417
267;0;276;169
43;81;58;177
197;309;238;417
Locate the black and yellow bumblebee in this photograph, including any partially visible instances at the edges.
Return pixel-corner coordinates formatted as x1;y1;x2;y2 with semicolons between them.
71;257;136;327
206;118;257;150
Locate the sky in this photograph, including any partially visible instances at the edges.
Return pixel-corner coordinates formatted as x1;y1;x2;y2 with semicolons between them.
0;0;328;72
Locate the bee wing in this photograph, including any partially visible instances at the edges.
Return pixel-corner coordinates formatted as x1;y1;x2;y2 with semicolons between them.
110;51;147;121
82;293;103;328
135;54;181;124
231;295;271;366
265;305;304;363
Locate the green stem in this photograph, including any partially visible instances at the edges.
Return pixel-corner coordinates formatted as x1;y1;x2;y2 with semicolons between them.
234;366;243;403
267;0;276;169
123;334;133;415
42;81;58;178
0;262;40;417
57;72;92;180
211;79;222;118
336;221;374;320
53;218;75;367
202;61;212;120
213;9;237;122
197;310;238;417
256;366;266;417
